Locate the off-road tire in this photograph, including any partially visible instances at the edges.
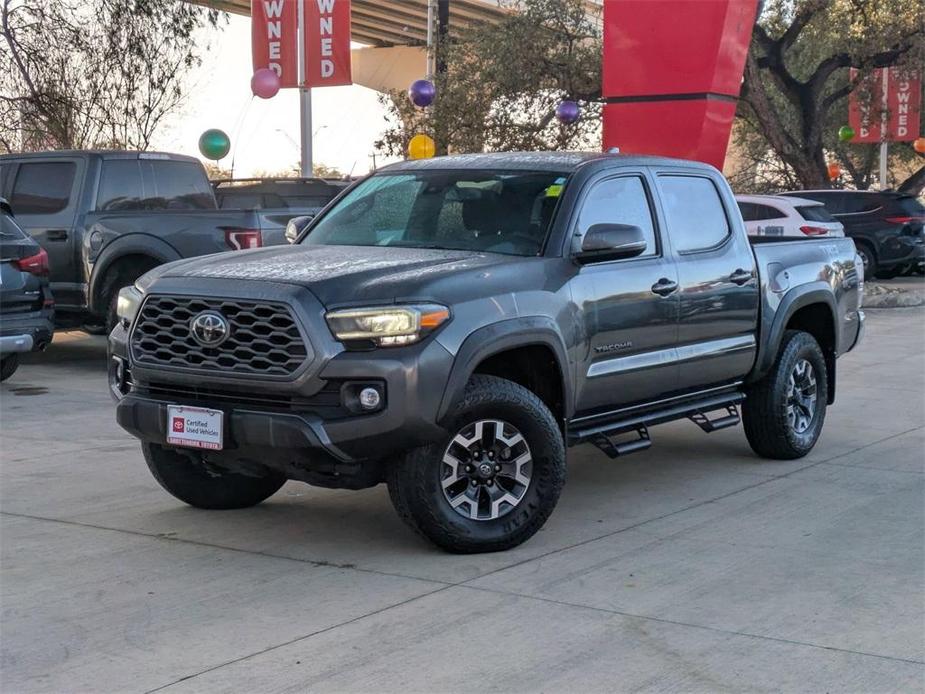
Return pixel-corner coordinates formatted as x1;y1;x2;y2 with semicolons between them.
387;375;566;553
0;354;20;382
743;330;827;460
142;441;286;509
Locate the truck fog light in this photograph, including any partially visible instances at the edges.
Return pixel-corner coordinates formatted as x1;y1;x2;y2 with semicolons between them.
359;387;381;410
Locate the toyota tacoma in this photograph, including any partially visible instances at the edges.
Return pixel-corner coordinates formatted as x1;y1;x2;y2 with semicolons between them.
109;152;865;553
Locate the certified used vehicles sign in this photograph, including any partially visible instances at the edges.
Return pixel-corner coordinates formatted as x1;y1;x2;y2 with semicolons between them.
166;405;223;450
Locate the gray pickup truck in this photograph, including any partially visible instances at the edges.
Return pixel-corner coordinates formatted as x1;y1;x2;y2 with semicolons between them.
109;152;864;553
0;150;302;330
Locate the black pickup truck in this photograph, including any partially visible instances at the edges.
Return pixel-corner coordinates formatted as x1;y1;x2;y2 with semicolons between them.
110;152;865;553
0;151;303;330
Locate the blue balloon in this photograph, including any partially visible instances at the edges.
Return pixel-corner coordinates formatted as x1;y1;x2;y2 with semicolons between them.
409;79;436;108
556;100;580;125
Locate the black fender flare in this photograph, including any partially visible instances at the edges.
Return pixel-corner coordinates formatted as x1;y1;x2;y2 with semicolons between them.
437;316;573;423
88;235;181;313
750;284;839;402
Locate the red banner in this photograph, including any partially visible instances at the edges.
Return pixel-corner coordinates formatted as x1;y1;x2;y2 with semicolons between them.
304;0;352;88
848;67;921;143
251;0;299;88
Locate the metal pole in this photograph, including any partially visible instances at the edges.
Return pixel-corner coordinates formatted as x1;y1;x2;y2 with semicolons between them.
426;0;436;79
879;140;888;190
300;88;313;177
297;0;311;177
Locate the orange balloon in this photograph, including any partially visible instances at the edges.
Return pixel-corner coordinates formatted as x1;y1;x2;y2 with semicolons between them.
914;137;925;154
827;162;841;181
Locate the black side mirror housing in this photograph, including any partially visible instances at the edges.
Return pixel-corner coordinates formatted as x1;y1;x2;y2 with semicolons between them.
576;223;647;263
285;214;315;244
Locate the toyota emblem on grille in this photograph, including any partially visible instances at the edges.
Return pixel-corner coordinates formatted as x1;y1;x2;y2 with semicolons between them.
190;311;229;347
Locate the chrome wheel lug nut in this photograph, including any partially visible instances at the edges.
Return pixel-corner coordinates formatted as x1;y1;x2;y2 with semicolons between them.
487;479;493;486
470;479;477;487
494;464;501;472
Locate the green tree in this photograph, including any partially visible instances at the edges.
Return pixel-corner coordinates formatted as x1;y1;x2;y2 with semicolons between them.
376;0;602;158
0;0;224;153
737;0;924;191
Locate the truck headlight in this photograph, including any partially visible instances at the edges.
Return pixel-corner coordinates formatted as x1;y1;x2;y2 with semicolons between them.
325;304;450;347
116;285;143;328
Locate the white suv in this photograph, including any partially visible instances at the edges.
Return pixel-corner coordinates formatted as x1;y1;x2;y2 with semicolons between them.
736;194;845;238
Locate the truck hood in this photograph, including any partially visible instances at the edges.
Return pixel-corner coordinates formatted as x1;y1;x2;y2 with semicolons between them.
157;244;536;307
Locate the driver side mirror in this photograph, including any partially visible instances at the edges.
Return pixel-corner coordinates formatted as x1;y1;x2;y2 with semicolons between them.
576;223;647;263
285;214;315;244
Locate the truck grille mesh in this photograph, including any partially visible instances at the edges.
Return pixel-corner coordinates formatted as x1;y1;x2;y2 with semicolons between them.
131;296;308;376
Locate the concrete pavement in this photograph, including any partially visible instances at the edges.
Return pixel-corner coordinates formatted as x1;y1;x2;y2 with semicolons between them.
1;308;923;692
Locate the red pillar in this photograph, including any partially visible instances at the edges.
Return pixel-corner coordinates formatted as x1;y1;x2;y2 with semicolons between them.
601;0;758;168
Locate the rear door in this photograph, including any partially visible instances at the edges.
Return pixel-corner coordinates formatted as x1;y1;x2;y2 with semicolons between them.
654;170;759;392
571;170;680;415
8;157;84;306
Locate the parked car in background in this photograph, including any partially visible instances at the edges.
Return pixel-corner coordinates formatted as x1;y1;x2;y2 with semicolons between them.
212;177;348;213
110;152;864;553
736;194;844;239
0;199;53;382
0;151;304;332
780;189;925;279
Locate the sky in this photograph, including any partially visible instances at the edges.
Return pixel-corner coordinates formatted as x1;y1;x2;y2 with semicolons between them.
150;13;401;178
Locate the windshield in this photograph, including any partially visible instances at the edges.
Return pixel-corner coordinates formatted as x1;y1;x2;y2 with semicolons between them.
301;170;568;256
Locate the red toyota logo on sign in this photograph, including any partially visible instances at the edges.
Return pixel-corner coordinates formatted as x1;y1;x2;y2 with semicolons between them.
172;417;185;433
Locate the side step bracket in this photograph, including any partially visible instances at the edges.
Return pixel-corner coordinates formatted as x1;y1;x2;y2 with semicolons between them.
689;404;740;433
591;426;651;459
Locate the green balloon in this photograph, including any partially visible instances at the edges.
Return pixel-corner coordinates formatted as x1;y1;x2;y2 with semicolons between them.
198;129;230;160
838;125;855;142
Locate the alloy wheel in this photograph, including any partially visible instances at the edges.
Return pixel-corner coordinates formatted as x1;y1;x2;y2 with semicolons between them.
441;419;532;521
786;359;817;434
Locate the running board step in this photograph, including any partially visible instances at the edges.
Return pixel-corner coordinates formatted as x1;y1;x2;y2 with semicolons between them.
569;391;746;449
689;405;740;433
591;427;651;459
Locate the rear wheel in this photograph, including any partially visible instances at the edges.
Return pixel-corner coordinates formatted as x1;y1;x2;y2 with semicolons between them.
387;375;566;553
743;330;827;460
143;442;285;509
855;243;876;281
0;354;20;382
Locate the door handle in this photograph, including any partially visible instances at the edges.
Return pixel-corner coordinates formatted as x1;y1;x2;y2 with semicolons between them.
651;278;679;297
729;268;754;285
46;229;68;241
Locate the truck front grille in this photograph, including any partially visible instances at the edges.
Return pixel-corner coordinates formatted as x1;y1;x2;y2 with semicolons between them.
131;296;308;377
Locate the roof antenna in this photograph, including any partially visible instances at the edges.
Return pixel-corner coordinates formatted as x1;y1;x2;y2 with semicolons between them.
607;147;620;154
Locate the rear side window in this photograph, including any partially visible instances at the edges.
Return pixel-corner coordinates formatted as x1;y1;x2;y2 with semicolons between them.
98;160;213;211
796;205;837;223
579;176;658;258
0;213;29;240
149;161;213;210
10;162;76;214
737;202;757;221
659;175;730;252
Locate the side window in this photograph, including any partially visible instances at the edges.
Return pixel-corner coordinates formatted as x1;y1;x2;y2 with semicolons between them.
10;162;76;214
578;176;658;258
97;160;144;211
149;161;214;210
757;204;785;220
659;175;730;252
737;202;757;222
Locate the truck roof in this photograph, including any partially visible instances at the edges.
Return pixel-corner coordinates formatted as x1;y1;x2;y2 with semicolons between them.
0;150;202;164
383;151;716;173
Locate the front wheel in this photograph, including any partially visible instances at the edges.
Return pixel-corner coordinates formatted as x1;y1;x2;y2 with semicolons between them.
0;354;20;382
387;375;566;553
143;442;286;509
743;330;827;460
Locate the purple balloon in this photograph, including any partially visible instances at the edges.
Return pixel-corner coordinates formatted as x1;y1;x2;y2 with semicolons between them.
556;100;580;125
409;79;436;108
251;68;281;99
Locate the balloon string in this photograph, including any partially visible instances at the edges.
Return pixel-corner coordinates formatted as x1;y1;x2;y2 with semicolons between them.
228;95;255;178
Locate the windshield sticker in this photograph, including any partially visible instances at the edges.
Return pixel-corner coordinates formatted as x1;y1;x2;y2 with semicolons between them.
545;177;566;197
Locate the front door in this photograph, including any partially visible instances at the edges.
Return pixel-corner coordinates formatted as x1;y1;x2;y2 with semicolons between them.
572;171;680;416
9;158;84;308
654;172;760;391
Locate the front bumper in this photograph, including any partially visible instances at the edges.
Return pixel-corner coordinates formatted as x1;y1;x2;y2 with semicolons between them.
108;279;456;487
848;309;865;353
